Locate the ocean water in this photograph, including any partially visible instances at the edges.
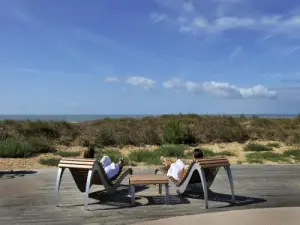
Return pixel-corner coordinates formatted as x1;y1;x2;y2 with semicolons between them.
0;114;298;122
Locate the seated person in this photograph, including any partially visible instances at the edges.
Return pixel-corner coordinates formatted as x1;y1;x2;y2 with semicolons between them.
193;148;204;161
100;155;124;179
162;148;204;181
167;158;188;181
83;146;124;179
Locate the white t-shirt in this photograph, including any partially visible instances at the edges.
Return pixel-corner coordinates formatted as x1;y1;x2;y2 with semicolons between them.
100;156;120;179
167;159;188;181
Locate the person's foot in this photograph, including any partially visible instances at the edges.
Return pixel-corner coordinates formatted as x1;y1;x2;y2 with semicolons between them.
118;158;124;169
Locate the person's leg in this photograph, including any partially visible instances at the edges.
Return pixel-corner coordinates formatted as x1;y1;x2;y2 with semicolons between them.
160;156;172;167
117;158;124;171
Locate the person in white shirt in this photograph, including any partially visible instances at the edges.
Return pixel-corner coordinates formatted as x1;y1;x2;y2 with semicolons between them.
83;146;123;179
162;148;204;181
166;158;188;181
100;155;123;179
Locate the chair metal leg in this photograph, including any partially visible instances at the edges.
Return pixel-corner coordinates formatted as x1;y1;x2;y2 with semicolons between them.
84;170;93;211
224;166;235;203
55;167;65;207
199;168;208;209
165;184;169;205
158;184;162;194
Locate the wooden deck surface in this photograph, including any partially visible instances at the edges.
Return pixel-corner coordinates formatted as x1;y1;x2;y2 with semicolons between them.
1;165;300;225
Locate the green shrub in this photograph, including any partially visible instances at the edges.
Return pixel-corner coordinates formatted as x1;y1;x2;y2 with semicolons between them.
185;148;235;158
127;149;161;165
244;143;273;152
200;148;216;157
39;157;60;166
18;121;61;139
246;157;264;164
246;152;289;163
95;148;122;163
155;145;186;158
163;120;189;144
0;137;55;158
283;149;300;161
266;142;281;148
2;115;300;147
0;138;37;157
0;132;10;140
29;138;56;153
53;151;81;157
95;128;117;146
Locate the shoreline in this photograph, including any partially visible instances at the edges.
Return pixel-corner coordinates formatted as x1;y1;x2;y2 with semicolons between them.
0;113;299;123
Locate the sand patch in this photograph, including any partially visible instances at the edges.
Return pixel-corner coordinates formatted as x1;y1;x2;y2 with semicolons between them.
1;141;299;169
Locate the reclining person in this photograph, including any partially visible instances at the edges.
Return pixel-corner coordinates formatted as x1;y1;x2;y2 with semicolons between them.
83;146;124;179
162;148;204;181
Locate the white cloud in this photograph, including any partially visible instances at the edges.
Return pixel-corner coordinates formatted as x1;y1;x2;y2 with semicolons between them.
105;76;156;90
163;78;202;93
105;77;120;82
125;76;155;90
162;78;277;99
185;81;203;94
151;1;300;39
229;46;242;60
239;85;278;99
163;78;185;89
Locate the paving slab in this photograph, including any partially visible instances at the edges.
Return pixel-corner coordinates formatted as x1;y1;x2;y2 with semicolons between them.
132;207;300;225
0;165;300;225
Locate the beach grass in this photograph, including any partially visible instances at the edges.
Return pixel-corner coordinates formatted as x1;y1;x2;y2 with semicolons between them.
1;114;300;167
39;157;61;166
2;115;300;148
0;138;55;158
53;151;81;157
185;148;235;157
95;148;123;163
266;142;281;148
246;152;292;163
244;142;273;152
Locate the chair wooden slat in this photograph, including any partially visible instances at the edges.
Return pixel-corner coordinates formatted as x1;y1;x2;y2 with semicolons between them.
200;163;229;168
60;158;95;162
59;160;95;165
56;158;133;210
58;164;93;169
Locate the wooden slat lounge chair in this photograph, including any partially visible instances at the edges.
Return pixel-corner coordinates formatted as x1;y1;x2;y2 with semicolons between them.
56;158;133;210
155;156;235;208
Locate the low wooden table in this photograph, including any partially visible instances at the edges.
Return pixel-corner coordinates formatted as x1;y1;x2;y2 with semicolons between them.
128;174;169;206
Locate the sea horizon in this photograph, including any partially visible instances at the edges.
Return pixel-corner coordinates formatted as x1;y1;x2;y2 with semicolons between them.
0;114;298;122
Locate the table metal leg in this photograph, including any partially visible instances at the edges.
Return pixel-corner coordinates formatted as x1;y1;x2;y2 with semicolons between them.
165;184;169;205
130;184;135;206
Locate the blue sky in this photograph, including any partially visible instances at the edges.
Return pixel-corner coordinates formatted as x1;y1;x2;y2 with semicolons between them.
1;0;300;114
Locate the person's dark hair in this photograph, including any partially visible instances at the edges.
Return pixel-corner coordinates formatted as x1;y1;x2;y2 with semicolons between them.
83;145;95;158
193;148;204;159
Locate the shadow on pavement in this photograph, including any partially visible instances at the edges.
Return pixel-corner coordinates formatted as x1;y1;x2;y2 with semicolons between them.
0;170;38;179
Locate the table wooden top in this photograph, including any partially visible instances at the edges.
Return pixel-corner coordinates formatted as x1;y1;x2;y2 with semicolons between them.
129;174;169;185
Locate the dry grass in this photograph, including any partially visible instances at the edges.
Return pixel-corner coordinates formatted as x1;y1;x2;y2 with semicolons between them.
2;141;299;170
